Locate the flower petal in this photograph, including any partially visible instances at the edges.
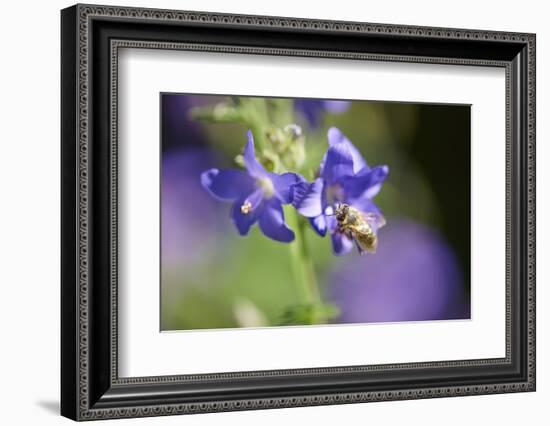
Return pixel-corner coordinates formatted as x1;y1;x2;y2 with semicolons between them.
258;200;295;243
363;165;389;198
331;232;354;256
270;172;305;204
350;197;382;216
325;214;338;232
291;178;324;217
309;215;327;237
327;127;367;173
243;130;268;178
231;190;264;236
321;143;355;185
327;215;352;254
201;168;255;201
341;165;389;199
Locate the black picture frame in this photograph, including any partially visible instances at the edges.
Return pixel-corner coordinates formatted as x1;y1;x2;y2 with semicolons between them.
61;4;536;421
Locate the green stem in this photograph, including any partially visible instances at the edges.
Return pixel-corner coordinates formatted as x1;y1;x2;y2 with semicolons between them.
286;208;325;323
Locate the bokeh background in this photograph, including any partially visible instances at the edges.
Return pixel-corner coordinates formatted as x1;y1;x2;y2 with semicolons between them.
161;93;471;331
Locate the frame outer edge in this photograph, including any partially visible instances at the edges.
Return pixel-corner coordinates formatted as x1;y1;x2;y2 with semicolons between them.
60;4;80;421
66;4;536;421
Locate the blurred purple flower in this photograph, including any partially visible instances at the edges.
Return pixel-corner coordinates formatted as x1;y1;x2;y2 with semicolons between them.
162;148;221;265
295;99;351;128
328;219;470;323
201;131;304;243
162;95;206;151
291;127;389;255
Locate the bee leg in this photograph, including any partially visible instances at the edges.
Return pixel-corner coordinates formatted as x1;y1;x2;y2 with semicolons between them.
342;228;352;239
354;239;366;255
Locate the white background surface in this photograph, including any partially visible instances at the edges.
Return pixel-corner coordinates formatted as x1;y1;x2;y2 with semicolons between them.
119;49;505;377
0;0;547;425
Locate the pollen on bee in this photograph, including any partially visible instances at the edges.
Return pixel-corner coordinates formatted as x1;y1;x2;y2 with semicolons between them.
240;200;253;215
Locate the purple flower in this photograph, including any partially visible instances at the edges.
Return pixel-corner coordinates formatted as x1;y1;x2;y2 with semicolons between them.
201;130;303;243
291;127;389;255
162;148;221;265
295;99;351;128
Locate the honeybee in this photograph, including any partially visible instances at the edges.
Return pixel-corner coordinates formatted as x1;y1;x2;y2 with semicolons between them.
334;203;386;254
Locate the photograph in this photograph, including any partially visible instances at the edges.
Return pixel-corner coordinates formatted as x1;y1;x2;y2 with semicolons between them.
160;93;472;331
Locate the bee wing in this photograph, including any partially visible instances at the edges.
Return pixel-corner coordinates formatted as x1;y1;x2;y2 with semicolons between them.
363;211;386;232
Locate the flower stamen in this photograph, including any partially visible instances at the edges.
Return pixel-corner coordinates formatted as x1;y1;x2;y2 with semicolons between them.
240;200;253;215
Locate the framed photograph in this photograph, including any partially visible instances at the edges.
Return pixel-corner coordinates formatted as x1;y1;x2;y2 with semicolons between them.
61;4;536;421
